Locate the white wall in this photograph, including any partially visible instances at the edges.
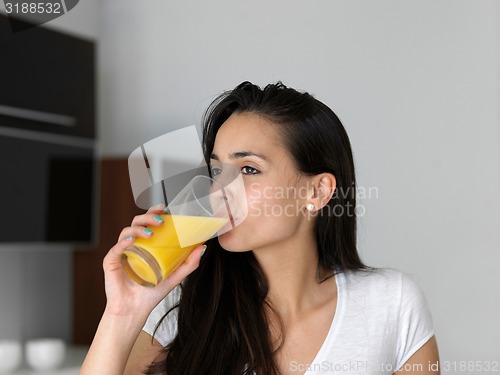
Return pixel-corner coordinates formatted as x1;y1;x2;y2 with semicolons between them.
98;0;500;361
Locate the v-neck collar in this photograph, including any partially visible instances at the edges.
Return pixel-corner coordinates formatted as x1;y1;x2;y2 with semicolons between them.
303;269;346;374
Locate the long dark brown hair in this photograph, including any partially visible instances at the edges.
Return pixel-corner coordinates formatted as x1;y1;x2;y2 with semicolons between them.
147;81;369;375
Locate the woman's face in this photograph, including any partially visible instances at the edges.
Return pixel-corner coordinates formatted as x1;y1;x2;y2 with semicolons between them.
210;112;313;252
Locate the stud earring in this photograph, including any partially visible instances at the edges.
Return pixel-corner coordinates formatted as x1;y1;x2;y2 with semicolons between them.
306;203;315;212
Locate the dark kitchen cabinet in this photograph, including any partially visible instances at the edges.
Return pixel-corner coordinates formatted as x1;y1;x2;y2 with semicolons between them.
0;14;97;245
0;14;95;139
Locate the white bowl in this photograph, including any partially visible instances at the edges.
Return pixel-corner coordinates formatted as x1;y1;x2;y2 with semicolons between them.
0;340;23;373
26;338;66;371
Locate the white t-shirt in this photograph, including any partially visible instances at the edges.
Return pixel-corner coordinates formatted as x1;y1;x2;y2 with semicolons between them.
143;268;435;374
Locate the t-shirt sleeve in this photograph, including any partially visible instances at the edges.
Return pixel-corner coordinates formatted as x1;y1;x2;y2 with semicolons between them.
142;286;181;347
394;273;435;370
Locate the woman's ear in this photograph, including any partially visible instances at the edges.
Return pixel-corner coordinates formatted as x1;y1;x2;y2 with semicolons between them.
311;174;336;210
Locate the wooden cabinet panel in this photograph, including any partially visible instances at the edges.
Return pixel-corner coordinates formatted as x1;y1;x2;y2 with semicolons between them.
72;159;143;345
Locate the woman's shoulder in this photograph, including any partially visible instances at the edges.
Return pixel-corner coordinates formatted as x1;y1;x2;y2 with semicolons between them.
341;266;418;290
339;267;433;324
340;267;435;368
339;267;429;308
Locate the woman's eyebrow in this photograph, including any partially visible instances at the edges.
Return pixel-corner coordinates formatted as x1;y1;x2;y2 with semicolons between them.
210;151;269;162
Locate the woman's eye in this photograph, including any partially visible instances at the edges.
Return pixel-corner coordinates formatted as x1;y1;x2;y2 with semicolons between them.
211;168;222;176
241;166;259;175
211;166;259;176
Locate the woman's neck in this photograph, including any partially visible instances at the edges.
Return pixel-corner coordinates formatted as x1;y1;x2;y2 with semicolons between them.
251;227;336;319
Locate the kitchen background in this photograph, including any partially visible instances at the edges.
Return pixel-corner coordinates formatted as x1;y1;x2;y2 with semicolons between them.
0;0;499;364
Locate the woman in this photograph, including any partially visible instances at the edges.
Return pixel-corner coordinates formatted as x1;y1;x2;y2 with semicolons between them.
80;82;440;375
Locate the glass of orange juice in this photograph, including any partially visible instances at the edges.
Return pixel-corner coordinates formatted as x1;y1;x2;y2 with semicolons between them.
121;170;247;286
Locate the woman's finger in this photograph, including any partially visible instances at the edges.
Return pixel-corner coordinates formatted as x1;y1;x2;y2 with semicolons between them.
117;225;155;243
131;209;166;228
106;225;157;268
146;203;166;214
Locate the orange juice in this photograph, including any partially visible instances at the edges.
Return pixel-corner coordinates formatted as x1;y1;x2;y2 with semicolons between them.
122;214;228;286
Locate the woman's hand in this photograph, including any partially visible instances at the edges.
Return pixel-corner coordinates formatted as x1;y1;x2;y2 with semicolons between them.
102;204;206;321
80;204;206;375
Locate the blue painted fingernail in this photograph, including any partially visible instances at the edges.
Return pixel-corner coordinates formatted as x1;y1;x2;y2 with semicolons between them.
154;215;164;223
126;235;134;241
143;228;153;235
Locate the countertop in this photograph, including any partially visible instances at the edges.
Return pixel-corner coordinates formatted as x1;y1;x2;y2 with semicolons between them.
5;346;88;375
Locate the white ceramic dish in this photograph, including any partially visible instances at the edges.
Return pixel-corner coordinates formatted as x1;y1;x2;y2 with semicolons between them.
0;340;23;373
25;338;66;371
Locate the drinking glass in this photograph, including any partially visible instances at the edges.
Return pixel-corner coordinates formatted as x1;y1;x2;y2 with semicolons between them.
121;165;247;286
